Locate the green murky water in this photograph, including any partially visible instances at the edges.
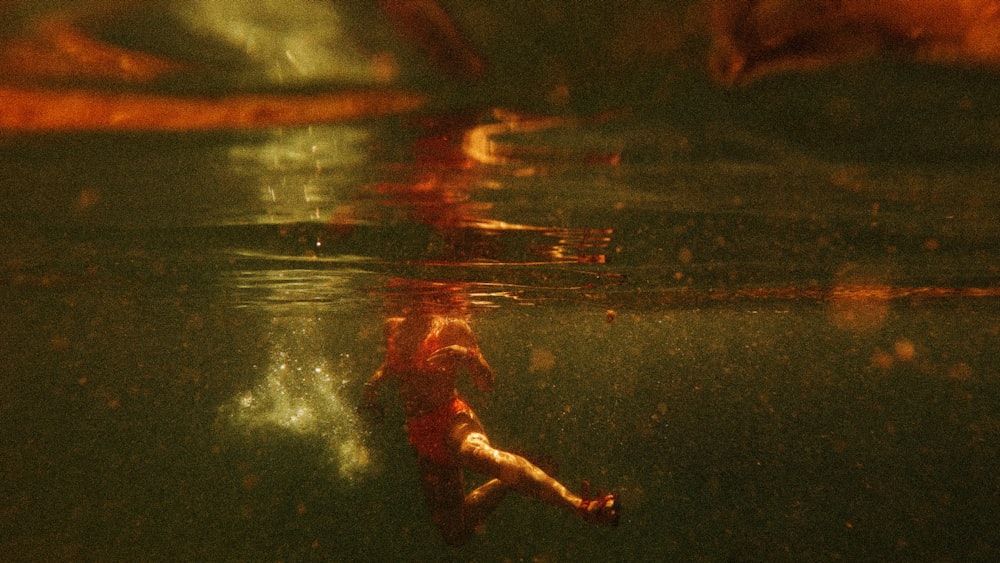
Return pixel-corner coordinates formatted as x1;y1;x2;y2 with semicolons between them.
3;112;999;561
3;2;1000;560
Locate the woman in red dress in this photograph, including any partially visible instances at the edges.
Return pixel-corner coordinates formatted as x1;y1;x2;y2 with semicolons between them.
362;297;618;546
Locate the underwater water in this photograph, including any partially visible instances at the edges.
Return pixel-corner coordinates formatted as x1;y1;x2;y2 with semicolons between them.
2;109;999;561
2;1;1000;560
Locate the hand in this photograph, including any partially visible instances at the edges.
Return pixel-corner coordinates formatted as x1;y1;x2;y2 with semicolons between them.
426;344;470;366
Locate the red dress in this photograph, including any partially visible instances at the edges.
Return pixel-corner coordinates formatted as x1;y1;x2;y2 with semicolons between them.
405;396;473;467
387;319;474;467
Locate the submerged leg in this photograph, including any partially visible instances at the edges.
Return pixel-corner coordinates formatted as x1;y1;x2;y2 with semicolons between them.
418;460;512;546
449;414;594;516
464;478;510;529
418;459;473;546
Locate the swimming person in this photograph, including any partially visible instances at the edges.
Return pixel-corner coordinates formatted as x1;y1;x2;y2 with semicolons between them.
361;295;619;546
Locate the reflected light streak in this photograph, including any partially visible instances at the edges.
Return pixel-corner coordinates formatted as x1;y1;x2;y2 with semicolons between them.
0;87;424;132
0;2;423;132
221;315;371;481
462;109;623;167
0;17;186;84
373;111;617;265
228;125;370;224
178;0;395;85
463;114;573;166
230;126;369;174
228;269;369;310
709;0;1000;86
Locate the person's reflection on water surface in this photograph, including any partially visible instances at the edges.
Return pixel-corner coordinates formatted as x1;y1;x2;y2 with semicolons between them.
361;282;619;546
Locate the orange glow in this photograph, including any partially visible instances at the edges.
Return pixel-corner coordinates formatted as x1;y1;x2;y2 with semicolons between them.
0;87;426;132
893;339;916;361
358;112;615;265
641;285;1000;307
710;0;1000;85
376;0;485;77
0;19;187;84
462;109;623;167
0;9;426;132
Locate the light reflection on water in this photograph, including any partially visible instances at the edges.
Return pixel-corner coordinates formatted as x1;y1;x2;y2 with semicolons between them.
174;0;393;86
227;125;372;225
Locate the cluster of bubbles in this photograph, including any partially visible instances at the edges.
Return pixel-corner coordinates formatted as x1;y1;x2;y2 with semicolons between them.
220;316;371;481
